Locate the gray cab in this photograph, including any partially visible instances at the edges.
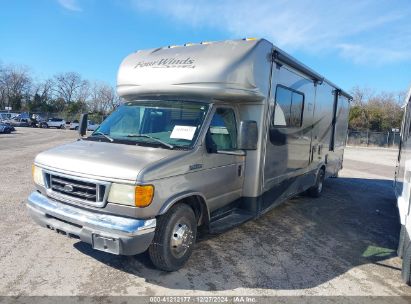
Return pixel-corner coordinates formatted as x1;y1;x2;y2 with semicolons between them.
27;38;351;271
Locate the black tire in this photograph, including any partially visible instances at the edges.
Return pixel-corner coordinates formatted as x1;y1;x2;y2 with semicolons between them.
307;168;325;197
402;241;411;285
330;171;339;178
149;204;197;271
75;126;79;130
60;124;65;129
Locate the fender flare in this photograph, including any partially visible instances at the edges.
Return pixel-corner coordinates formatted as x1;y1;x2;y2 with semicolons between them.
158;191;209;223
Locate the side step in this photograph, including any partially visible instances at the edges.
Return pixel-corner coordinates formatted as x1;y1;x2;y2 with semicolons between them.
209;209;254;234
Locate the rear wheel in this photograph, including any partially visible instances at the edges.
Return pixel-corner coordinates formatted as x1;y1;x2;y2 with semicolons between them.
149;204;197;271
60;124;65;129
307;168;325;197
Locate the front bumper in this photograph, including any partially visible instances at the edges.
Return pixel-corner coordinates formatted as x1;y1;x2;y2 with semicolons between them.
27;191;156;255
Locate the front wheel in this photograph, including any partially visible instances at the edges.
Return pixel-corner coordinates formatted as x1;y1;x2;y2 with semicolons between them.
149;204;197;271
307;168;325;197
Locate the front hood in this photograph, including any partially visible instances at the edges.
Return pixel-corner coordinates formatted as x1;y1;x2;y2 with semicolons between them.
35;140;183;182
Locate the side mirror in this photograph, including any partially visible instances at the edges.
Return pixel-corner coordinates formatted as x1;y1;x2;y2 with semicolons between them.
269;128;287;145
238;120;258;150
79;113;88;137
205;130;218;153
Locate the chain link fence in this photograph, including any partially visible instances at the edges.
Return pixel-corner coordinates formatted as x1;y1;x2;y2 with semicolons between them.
1;111;106;124
347;130;400;148
34;112;106;124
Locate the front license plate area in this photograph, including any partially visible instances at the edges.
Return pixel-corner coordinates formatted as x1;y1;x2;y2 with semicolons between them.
92;234;120;254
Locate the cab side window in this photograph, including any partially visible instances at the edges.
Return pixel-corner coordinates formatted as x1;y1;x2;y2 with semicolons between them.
209;108;237;151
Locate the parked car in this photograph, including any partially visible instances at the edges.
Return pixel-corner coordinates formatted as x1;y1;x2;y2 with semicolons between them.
0;123;15;134
40;118;66;129
0;121;15;131
1;113;19;121
27;118;39;128
70;120;99;131
35;118;47;128
0;113;12;122
69;120;79;130
10;118;31;127
87;120;99;131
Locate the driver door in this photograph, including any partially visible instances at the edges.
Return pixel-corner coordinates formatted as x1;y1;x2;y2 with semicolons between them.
202;107;245;212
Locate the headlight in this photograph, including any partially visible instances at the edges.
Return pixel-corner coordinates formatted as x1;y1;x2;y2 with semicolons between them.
108;184;154;208
32;165;45;187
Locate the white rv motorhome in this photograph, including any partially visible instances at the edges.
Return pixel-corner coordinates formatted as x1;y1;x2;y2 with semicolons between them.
394;85;411;285
27;38;351;271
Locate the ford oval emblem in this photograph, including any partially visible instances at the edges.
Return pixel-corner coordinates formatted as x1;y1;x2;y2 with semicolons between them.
63;184;74;192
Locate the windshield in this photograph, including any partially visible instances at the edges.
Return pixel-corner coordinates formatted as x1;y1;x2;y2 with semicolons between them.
89;100;209;149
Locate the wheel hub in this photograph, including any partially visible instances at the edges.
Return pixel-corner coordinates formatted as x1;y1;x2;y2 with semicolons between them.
318;171;324;192
318;180;323;192
170;223;193;258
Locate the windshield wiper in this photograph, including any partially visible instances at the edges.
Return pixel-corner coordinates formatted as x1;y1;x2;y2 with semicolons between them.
92;131;114;142
126;134;174;149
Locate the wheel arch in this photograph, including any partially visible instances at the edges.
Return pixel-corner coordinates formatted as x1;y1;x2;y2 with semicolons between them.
159;192;210;227
315;162;326;176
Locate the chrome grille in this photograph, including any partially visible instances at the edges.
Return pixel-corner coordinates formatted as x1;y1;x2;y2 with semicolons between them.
44;172;109;207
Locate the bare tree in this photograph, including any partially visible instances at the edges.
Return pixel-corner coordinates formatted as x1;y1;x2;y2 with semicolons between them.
27;78;55;112
0;63;6;109
350;86;375;107
77;81;90;103
0;64;32;111
89;81;120;114
52;72;89;103
0;62;122;115
33;78;53;101
397;90;407;105
349;86;404;131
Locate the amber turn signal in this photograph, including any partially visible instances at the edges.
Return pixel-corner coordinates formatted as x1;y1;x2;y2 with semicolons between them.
134;185;154;208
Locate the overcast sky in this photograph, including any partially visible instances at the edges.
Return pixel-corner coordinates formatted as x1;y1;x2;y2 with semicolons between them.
0;0;410;94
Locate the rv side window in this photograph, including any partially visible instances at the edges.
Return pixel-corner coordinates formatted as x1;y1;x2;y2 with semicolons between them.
273;86;304;128
209;108;237;151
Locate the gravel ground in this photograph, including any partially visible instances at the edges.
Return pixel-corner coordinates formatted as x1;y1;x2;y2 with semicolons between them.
0;128;409;297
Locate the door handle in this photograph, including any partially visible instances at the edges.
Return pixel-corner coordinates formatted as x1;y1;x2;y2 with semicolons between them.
238;165;242;177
